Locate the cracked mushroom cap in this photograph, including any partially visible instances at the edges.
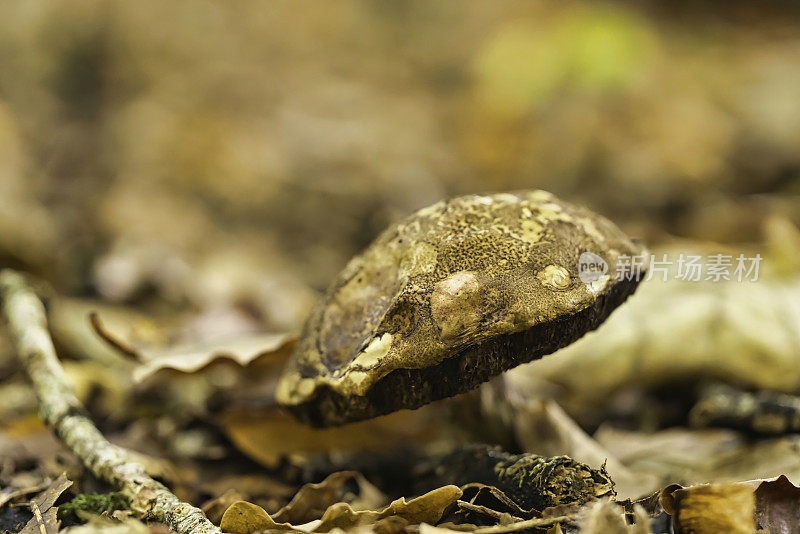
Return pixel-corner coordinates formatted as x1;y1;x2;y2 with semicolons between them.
277;191;647;426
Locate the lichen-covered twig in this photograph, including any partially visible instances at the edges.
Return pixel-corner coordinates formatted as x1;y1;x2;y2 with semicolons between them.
0;270;220;534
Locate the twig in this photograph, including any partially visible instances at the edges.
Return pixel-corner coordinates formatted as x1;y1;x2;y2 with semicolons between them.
29;500;47;534
0;270;220;534
471;515;570;534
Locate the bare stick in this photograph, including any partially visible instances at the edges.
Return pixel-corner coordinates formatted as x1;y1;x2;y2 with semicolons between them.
0;270;220;534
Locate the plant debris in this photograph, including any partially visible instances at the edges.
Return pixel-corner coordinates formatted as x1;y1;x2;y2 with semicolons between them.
220;485;462;534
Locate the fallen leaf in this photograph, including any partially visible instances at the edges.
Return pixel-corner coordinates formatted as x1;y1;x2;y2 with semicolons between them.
20;504;58;534
220;501;291;534
316;485;462;531
753;475;800;534
272;471;386;524
90;308;296;382
221;485;462;534
661;482;754;534
201;489;245;525
132;333;296;382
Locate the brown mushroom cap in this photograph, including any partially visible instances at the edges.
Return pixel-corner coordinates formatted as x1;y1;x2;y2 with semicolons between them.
277;191;647;426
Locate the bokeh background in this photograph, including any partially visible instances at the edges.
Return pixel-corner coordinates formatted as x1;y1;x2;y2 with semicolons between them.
2;0;799;332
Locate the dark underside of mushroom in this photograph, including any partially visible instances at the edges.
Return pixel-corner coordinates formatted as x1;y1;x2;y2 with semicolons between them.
287;274;642;427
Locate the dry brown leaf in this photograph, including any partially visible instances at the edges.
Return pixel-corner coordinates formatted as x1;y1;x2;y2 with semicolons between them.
131;332;295;382
752;475;800;534
90;307;296;382
20;506;58;534
221;485;462;534
661;482;754;534
201;489;246;525
659;475;800;534
317;485;462;531
272;472;386;525
220;501;291;533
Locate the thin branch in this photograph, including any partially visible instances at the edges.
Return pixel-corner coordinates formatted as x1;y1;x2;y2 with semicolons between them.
0;270;221;534
29;500;47;534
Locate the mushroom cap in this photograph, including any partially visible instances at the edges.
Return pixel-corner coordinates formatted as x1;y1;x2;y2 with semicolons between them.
277;191;647;426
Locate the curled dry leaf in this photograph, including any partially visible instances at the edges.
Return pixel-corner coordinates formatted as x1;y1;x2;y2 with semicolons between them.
201;489;246;525
662;475;800;534
220;485;462;534
91;311;295;382
271;472;386;525
220;501;280;534
131;333;295;382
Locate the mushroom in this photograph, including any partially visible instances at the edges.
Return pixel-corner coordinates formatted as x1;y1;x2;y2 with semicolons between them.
276;191;646;427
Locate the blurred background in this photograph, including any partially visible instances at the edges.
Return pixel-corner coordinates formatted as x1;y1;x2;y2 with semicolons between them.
2;0;800;517
1;0;799;319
